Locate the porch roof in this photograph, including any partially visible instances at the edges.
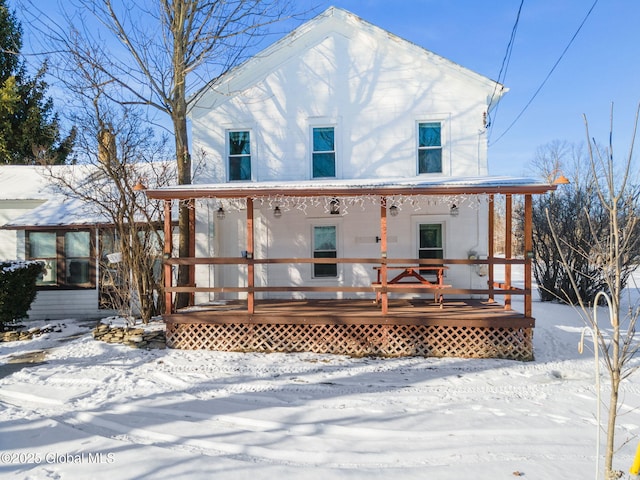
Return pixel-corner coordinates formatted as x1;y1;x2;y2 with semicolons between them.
145;176;556;200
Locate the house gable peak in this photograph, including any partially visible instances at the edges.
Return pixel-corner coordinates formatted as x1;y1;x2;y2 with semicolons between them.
190;6;504;114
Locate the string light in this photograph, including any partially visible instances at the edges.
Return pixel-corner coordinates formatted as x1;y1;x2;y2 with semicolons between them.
195;194;489;215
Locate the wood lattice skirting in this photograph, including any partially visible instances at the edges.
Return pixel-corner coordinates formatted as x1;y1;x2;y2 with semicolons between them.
165;322;534;361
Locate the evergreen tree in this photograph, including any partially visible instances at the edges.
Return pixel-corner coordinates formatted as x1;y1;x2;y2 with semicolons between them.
0;1;75;164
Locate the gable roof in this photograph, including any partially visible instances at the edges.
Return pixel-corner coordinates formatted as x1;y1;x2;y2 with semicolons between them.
190;6;506;113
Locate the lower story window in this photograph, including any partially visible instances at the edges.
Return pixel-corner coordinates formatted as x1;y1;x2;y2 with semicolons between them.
65;231;91;284
418;223;443;260
28;232;57;285
313;225;337;277
27;230;94;288
98;229;164;309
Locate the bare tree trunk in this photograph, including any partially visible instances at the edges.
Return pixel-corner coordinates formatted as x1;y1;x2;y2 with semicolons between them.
544;104;640;479
173;110;191;309
605;365;620;477
26;0;296;310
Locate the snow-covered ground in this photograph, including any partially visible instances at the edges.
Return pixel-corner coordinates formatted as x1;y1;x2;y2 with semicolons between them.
1;275;640;479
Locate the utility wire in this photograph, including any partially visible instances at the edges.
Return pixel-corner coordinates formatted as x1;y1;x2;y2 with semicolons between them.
490;0;600;146
486;0;525;139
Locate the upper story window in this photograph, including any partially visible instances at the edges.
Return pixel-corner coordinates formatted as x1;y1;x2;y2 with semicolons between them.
228;130;251;181
27;230;94;288
312;127;335;178
418;122;442;174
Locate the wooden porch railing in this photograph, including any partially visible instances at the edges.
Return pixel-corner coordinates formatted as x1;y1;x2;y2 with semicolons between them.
162;256;530;316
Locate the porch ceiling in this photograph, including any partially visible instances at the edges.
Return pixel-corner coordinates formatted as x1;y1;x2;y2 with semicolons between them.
144;176;556;200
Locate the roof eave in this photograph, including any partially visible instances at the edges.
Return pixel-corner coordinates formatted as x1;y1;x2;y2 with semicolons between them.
145;183;557;201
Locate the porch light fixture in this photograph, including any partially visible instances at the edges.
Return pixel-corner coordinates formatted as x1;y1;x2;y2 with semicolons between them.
216;206;225;220
553;174;570;185
273;206;282;218
133;180;147;191
449;204;459;217
330;199;340;215
549;168;570;185
389;205;399;216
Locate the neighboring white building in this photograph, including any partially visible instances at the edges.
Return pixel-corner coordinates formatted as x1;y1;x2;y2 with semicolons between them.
185;6;509;304
0;164;171;321
0;166;48;262
0;166;113;320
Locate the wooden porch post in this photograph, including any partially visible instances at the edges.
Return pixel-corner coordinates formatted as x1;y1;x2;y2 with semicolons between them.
504;194;512;310
163;200;173;315
188;199;196;306
246;197;255;314
380;196;388;314
488;194;495;303
524;194;533;318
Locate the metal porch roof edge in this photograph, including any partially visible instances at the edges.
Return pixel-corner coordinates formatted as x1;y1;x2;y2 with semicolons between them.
144;176;557;200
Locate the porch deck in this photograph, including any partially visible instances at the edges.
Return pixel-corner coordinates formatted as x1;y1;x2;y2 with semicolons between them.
164;299;535;361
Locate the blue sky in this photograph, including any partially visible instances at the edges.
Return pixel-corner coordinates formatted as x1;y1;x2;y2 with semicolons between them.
13;0;640;177
307;0;640;176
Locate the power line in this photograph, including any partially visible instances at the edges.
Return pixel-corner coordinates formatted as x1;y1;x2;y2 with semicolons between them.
486;0;525;138
490;0;600;146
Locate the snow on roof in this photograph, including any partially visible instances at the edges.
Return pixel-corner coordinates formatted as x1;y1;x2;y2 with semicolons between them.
0;165;107;228
0;165;60;200
1;163;176;229
145;176;556;200
2;197;111;229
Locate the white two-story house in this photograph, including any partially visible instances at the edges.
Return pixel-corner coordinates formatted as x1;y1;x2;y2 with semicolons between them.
146;7;556;360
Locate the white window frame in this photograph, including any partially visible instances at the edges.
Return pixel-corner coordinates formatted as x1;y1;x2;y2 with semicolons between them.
308;117;340;179
309;220;342;280
311;125;336;179
416;116;449;175
411;215;448;261
417;222;445;260
226;129;252;182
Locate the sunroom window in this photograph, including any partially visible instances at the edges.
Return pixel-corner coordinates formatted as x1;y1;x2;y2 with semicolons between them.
418;122;442;174
65;231;91;285
27;230;94;288
28;232;57;285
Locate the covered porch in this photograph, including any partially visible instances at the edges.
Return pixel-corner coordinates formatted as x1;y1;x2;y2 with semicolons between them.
145;178;555;361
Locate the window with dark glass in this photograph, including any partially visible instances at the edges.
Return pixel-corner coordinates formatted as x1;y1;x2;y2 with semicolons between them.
29;232;57;285
313;225;337;277
65;231;91;285
418;122;442;174
418;224;443;259
27;230;94;288
228;130;251;181
312;127;336;178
